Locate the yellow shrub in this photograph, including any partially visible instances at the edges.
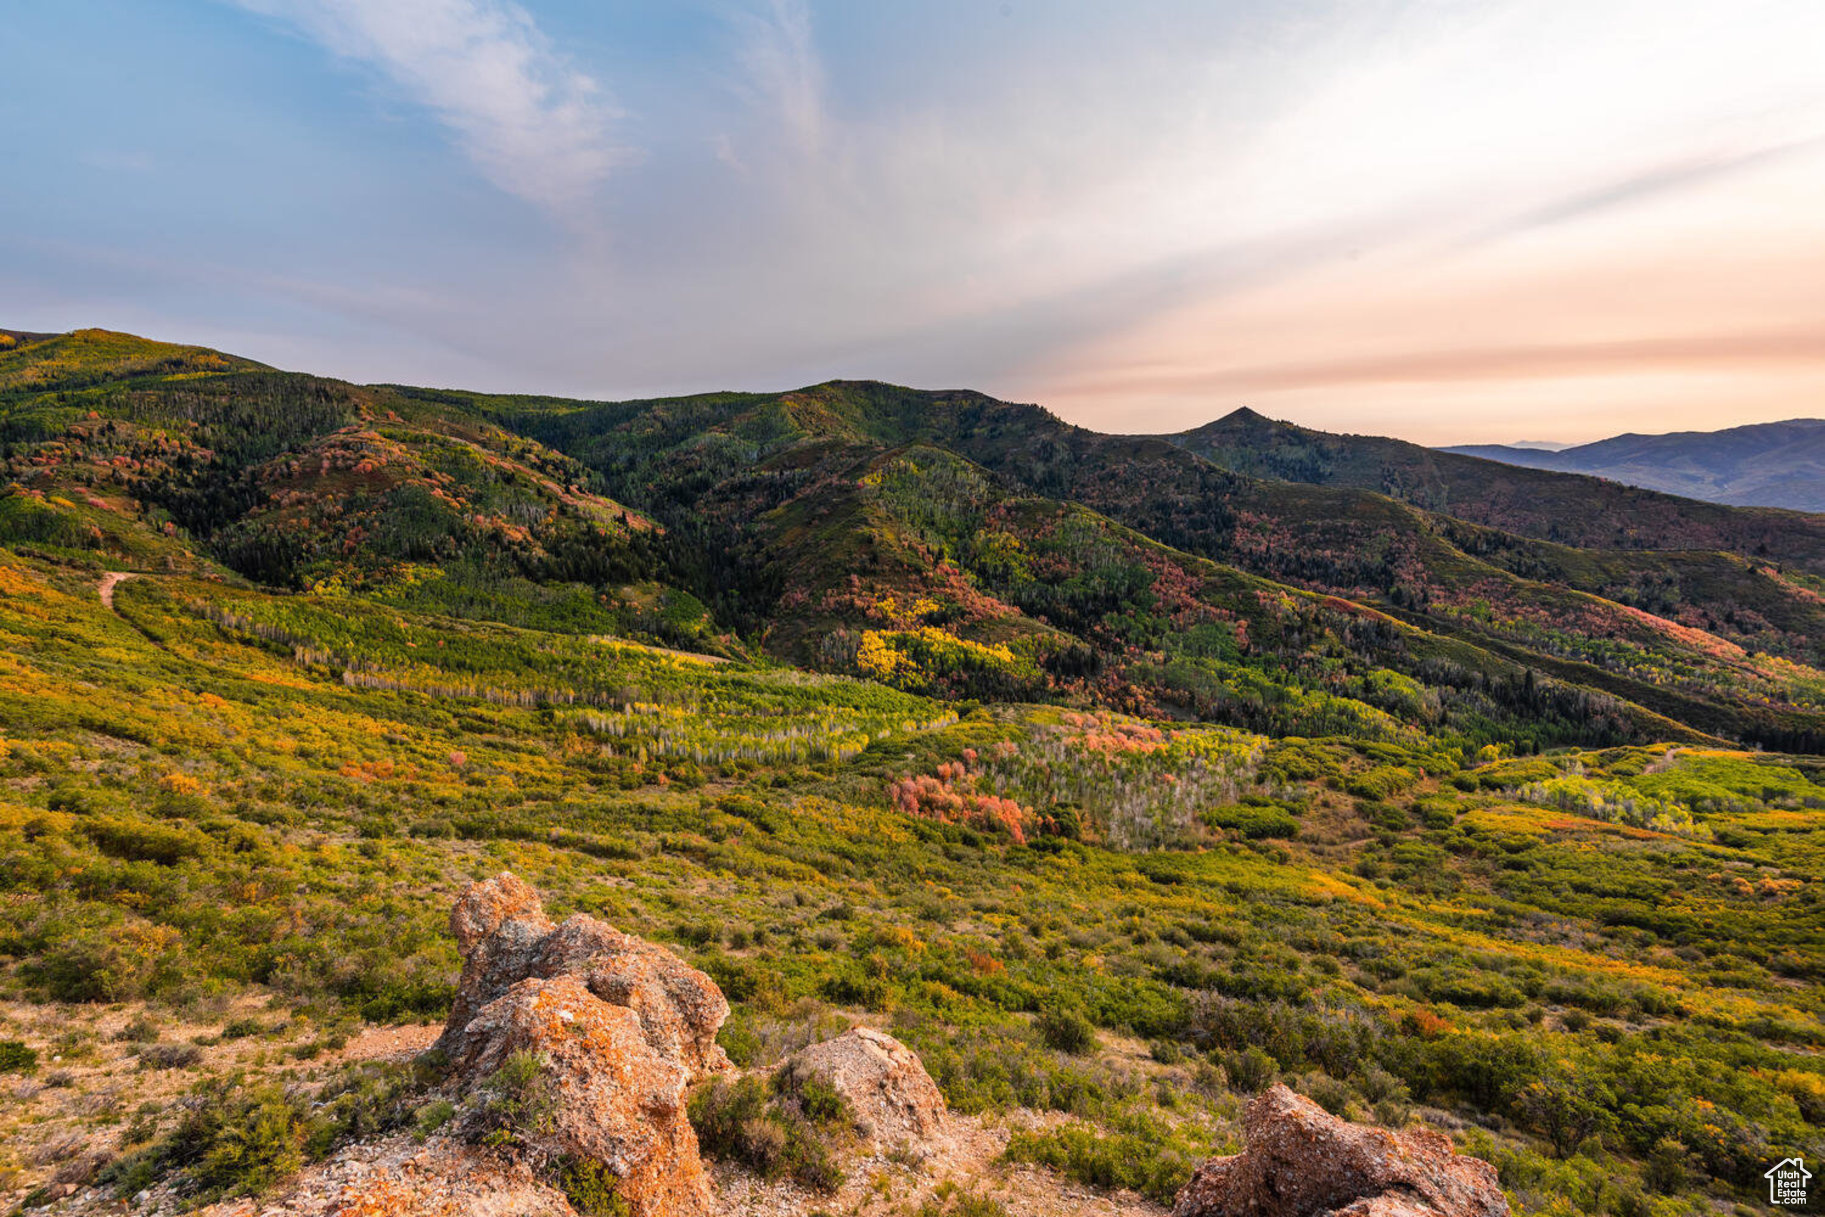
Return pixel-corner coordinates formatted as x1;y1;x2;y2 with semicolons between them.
160;771;204;796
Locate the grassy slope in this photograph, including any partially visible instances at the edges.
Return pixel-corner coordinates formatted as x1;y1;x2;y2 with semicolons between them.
0;552;1819;1214
0;330;733;650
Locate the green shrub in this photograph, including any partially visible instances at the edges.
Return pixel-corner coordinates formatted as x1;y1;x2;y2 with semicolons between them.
1413;799;1458;829
1221;1046;1277;1093
0;1040;38;1074
1298;1071;1356;1117
718;1010;762;1067
1608;1188;1653;1217
1514;1069;1614;1159
84;816;212;865
352;977;455;1023
687;1075;845;1193
1037;1006;1098;1055
1642;1136;1689;1195
1003;1120;1194;1204
141;1075;313;1202
774;1061;853;1131
1202;804;1300;839
100;1057;426;1204
122;1102;163;1147
414;1100;457;1141
916;1183;1012;1216
138;1042;204;1070
313;1061;419;1150
1346;767;1419;801
220;1017;268;1040
468;1050;553;1148
557;1156;631;1216
27;923;180;1002
115;1015;162;1043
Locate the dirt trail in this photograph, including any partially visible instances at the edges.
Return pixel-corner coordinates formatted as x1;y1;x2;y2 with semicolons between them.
98;570;136;611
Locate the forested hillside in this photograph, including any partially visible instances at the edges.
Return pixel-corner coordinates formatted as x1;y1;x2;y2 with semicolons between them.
0;329;1820;1216
475;379;1825;753
1169;407;1825;562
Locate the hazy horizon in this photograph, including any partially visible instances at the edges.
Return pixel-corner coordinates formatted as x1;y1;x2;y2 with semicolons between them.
5;1;1824;445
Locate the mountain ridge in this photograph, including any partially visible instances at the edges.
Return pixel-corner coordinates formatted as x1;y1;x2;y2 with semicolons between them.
1165;406;1825;554
6;327;1825;750
1443;417;1825;511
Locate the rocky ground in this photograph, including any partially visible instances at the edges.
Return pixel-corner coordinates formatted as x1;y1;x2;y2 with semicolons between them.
0;995;439;1211
703;1112;1167;1217
190;1109;1169;1217
2;1020;1166;1217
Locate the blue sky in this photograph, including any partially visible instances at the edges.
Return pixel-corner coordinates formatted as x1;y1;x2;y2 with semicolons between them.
3;0;1823;442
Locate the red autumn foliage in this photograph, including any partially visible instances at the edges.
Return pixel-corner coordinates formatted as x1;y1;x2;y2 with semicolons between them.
888;750;1042;845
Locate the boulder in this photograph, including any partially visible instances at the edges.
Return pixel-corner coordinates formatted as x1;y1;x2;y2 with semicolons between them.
534;915;731;1077
437;874;730;1080
439;873;556;1057
1172;1085;1508;1217
781;1026;947;1151
453;975;710;1217
436;873;732;1217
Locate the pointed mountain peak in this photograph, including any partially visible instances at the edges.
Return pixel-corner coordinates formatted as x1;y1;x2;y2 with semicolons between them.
1175;405;1289;439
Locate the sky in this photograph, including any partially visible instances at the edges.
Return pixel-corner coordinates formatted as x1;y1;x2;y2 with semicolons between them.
2;1;1823;445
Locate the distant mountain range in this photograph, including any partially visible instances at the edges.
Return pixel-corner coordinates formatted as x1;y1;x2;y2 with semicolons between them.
1163;406;1824;557
1442;419;1825;512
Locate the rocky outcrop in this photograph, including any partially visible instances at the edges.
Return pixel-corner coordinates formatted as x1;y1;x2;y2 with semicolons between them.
441;872;555;1055
437;873;731;1217
530;915;731;1077
781;1026;947;1151
438;872;730;1078
1172;1085;1508;1217
453;976;710;1216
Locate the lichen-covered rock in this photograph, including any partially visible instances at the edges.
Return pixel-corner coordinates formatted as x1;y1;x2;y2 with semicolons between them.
782;1026;947;1150
437;872;556;1058
435;873;731;1217
1172;1085;1509;1217
436;873;729;1080
453;975;710;1217
534;915;731;1077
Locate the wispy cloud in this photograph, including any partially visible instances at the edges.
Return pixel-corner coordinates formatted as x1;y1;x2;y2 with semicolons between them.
728;0;827;157
1479;137;1825;244
1062;328;1825;399
233;0;625;214
21;1;1825;441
